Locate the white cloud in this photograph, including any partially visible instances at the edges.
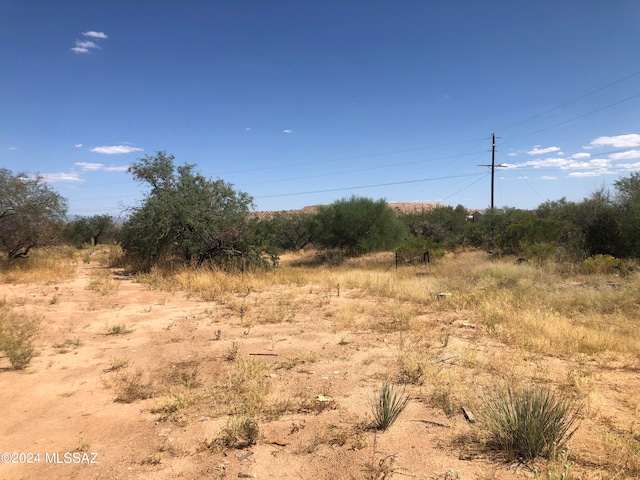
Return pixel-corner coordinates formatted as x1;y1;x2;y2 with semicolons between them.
609;150;640;161
75;162;128;172
541;176;558;180
74;143;83;148
41;172;83;183
571;152;590;159
72;31;107;54
568;170;609;177
511;156;614;176
590;134;640;148
283;129;292;134
562;159;611;170
527;146;561;155
519;157;571;169
617;161;640;171
72;39;101;54
8;146;18;151
507;152;518;157
90;145;143;154
83;31;108;39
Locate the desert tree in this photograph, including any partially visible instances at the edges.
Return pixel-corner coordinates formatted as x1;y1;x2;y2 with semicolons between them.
64;214;117;247
257;211;318;252
119;151;274;269
0;168;68;260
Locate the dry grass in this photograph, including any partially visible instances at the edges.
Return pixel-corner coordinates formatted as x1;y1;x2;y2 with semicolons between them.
6;246;640;478
0;247;78;284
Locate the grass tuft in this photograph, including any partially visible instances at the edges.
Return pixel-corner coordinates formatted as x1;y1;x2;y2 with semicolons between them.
480;383;583;460
371;382;410;431
106;323;133;335
217;415;259;449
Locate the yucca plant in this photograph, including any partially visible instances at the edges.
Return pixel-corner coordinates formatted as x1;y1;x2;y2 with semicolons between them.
481;383;582;459
371;382;410;431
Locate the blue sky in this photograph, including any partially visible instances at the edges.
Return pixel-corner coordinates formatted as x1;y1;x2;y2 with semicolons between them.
2;1;640;217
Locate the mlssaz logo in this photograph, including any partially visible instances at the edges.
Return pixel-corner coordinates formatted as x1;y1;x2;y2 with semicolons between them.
45;452;99;464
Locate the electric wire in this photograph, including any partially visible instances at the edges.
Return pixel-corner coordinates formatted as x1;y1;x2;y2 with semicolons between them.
256;172;486;199
495;69;640;134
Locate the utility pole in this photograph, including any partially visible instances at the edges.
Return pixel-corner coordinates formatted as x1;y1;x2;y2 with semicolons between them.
478;133;506;209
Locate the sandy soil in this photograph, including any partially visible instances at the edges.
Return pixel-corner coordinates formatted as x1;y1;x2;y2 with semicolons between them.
0;255;636;479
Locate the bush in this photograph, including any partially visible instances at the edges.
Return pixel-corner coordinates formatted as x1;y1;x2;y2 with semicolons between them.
481;383;582;459
314;196;407;256
0;311;40;370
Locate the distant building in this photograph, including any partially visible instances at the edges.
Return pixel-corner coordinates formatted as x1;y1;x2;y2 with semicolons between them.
467;210;484;222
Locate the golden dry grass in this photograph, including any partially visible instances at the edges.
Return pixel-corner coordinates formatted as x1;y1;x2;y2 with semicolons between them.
0;247;78;284
5;246;640;478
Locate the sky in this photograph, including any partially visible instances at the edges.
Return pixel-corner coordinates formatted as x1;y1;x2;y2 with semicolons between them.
2;1;640;218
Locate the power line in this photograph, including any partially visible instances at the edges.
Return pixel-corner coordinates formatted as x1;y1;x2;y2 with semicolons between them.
238;150;485;187
255;172;486;199
496;69;640;134
502;91;640;146
211;138;485;175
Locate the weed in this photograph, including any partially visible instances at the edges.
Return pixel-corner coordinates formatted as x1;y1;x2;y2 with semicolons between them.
53;338;82;354
480;383;583;460
0;312;40;369
533;448;576;480
225;341;240;362
600;428;640;476
371;382;410;431
105;323;133;335
114;370;154;403
162;361;200;388
75;437;90;453
108;356;129;371
151;390;194;422
217;415;259;449
276;350;318;370
362;433;412;479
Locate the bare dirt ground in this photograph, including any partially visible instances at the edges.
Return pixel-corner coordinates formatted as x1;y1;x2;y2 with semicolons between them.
0;252;638;479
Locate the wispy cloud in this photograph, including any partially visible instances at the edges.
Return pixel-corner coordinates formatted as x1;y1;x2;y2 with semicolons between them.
75;162;128;172
609;150;640;161
527;146;561;155
568;170;608;178
618;161;640;171
74;143;83;148
83;31;108;39
72;31;107;54
590;134;640;148
509;156;613;174
72;40;100;54
541;176;558;180
571;152;590;159
283;129;293;134
41;172;83;183
8;146;18;151
90;145;143;154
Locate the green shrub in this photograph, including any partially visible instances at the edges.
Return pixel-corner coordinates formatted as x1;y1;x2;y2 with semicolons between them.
480;383;582;459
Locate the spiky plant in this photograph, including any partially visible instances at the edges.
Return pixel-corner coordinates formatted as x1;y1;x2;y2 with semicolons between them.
481;383;582;459
371;382;410;431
